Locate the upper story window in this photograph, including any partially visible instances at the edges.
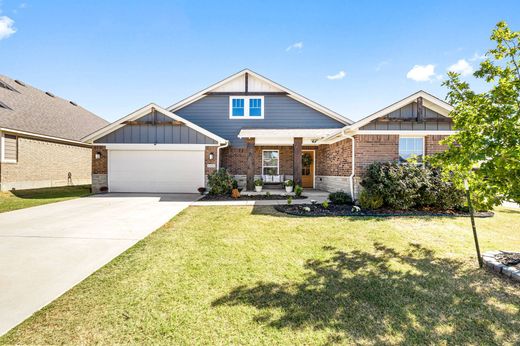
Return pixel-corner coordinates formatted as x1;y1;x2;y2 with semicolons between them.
229;96;264;119
399;137;424;163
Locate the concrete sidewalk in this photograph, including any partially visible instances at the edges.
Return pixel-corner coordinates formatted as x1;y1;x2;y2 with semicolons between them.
0;193;199;336
191;189;329;206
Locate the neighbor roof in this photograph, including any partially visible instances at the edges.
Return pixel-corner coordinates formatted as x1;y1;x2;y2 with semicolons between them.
0;75;108;141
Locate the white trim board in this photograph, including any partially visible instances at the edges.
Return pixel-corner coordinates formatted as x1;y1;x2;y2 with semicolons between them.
103;144;210;151
166;69;352;125
82;103;227;144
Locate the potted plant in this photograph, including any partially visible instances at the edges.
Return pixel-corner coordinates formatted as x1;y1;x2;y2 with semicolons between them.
254;179;264;192
231;180;240;199
197;187;206;195
284;179;294;193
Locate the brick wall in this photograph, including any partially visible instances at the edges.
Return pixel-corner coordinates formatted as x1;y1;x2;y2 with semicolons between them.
0;136;91;191
316;138;352;176
425;135;449;156
354;135;399;176
92;146;107;174
205;146;217;176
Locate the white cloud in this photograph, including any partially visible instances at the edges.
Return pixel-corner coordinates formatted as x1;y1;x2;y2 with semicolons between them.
406;64;436;82
0;16;16;40
448;59;474;76
286;41;303;52
469;52;486;61
326;70;346;80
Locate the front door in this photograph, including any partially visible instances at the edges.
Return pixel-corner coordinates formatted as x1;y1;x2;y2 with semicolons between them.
301;150;314;188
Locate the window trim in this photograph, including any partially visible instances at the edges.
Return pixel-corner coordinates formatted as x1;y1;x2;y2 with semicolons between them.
262;149;279;176
0;132;18;163
229;96;264;119
398;135;425;163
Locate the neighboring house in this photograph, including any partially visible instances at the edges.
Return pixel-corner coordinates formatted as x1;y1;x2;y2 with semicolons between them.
0;75;108;191
84;69;455;197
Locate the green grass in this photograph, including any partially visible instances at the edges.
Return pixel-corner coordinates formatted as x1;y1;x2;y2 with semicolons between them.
0;185;91;213
2;206;519;345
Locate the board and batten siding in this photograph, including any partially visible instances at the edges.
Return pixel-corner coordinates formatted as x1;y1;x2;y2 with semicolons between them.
94;112;217;145
360;104;453;131
3;134;17;161
175;95;345;146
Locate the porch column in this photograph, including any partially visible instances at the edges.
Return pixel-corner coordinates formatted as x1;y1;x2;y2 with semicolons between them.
293;137;302;186
246;138;255;191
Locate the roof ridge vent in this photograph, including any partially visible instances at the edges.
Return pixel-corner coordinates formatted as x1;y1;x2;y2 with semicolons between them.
69;101;77;106
14;80;26;86
45;91;55;98
0;80;17;92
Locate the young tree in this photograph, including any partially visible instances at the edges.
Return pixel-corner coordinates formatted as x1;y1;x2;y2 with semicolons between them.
434;21;520;210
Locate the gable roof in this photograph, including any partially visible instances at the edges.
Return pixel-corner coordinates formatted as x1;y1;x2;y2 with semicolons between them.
0;75;108;141
166;69;353;125
83;103;227;144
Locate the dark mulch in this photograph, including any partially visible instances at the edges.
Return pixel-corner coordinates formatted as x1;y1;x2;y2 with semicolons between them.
495;252;520;269
275;204;494;218
200;194;307;201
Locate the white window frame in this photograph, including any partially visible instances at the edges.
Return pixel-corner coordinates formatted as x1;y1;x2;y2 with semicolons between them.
229;96;264;119
0;132;18;163
262;149;279;176
398;135;425;163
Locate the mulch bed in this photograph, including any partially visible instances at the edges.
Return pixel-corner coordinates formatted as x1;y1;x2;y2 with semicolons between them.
495;252;520;270
275;204;494;218
200;194;307;201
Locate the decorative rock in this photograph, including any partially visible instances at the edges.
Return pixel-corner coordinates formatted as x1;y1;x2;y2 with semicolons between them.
482;250;520;282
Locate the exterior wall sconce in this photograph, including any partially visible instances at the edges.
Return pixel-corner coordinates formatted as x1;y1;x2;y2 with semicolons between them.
209;152;214;160
95;152;102;160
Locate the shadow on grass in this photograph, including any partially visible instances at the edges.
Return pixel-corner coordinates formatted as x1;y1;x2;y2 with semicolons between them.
213;243;519;344
10;185;91;200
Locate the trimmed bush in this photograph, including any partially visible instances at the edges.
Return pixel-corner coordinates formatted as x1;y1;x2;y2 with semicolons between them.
328;191;352;205
360;161;464;210
358;189;384;210
207;168;233;195
294;185;303;197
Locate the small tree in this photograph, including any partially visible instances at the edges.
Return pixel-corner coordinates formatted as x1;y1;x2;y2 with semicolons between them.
433;21;520;210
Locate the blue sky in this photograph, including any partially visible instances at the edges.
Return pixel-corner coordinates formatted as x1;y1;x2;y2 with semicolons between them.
1;1;519;122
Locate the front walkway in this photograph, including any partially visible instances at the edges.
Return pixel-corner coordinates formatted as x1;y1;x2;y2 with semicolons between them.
0;193;199;336
192;189;329;206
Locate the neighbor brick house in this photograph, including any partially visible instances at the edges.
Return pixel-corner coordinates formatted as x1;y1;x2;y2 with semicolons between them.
83;69;454;197
0;75;108;191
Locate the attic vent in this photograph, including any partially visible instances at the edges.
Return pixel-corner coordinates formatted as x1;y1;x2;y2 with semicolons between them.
14;80;26;86
45;91;55;98
0;100;11;110
69;101;77;106
0;80;17;92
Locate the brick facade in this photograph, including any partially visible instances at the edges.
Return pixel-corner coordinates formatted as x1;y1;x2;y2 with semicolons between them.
354;135;399;176
0;136;91;191
425;135;449;156
205;146;217;176
92;145;108;174
316;138;352;176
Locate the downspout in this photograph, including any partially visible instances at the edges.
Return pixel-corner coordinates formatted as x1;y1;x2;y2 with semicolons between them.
341;130;356;200
216;141;229;170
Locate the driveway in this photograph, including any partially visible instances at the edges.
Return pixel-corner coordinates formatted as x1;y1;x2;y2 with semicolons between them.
0;193;199;336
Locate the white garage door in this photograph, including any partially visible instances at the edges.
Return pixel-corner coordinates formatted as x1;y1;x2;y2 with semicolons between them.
108;150;204;193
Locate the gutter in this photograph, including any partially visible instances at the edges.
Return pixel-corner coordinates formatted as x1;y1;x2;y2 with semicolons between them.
216;141;229;170
341;129;356;200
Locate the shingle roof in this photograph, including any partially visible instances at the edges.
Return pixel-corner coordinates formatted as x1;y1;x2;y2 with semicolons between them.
0;75;108;141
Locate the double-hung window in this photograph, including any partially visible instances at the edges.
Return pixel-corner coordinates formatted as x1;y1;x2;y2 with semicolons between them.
229;96;264;119
399;137;424;163
262;150;279;175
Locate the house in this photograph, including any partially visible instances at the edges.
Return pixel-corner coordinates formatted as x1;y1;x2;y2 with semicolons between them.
83;69;455;197
0;75;108;191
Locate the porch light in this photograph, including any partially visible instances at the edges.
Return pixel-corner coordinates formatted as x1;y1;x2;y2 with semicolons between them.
95;152;102;160
209;152;214;160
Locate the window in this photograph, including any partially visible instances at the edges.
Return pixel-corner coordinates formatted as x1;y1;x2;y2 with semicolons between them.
1;133;18;163
262;150;279;175
229;96;264;118
231;98;244;116
399;137;424;163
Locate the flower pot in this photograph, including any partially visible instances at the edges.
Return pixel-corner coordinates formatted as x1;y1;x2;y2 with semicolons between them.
285;186;293;193
255;186;263;192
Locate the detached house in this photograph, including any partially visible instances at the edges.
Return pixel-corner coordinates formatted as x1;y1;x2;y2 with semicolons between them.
0;75;108;191
84;69;454;197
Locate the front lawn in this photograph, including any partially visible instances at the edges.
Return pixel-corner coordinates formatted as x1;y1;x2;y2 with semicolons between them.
0;185;91;213
2;206;519;344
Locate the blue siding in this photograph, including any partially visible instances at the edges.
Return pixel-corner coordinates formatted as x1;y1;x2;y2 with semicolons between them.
175;95;345;146
94;112;217;144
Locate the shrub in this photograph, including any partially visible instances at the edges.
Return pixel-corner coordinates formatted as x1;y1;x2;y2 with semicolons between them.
360;161;465;210
294;185;303;197
232;179;238;189
287;196;293;205
328;191;352;205
358;189;384;210
284;179;294;187
207;168;233;195
254;179;264;187
322;200;329;209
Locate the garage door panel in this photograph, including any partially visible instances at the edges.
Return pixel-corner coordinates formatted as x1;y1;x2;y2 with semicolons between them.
108;150;204;193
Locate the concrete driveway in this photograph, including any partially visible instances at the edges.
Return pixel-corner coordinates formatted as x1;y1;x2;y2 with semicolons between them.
0;193;199;336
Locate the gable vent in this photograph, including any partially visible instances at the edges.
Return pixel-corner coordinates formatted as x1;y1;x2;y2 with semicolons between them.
69;101;77;106
14;80;26;86
45;91;55;98
0;80;17;92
